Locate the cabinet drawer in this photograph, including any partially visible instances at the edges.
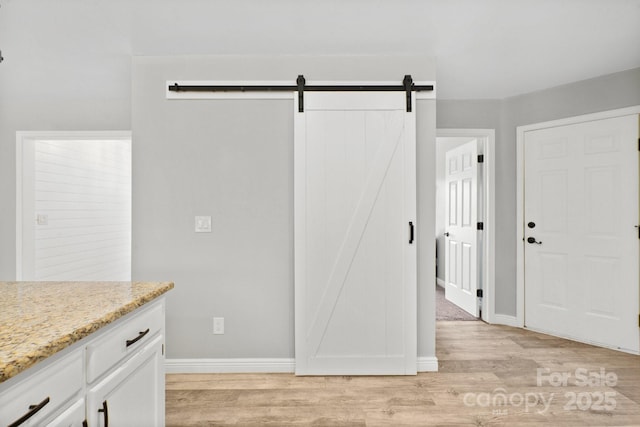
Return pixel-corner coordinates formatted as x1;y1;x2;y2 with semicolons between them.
86;302;163;383
87;335;164;427
0;350;83;427
45;398;84;427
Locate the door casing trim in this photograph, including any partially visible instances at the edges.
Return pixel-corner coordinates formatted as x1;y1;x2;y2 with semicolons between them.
437;129;496;323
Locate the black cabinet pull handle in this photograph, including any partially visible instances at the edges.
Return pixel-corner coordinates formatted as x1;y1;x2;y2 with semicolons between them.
98;400;109;427
126;328;150;347
409;221;414;244
8;396;50;427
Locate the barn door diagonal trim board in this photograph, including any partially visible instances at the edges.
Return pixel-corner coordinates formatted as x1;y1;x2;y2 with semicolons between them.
294;91;417;375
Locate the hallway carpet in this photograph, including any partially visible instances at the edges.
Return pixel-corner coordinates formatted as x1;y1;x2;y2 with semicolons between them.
436;285;477;321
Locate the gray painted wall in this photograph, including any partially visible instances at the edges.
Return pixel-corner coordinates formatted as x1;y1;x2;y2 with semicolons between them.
132;55;437;359
495;67;640;315
435;100;506;312
437;67;640;316
0;45;131;281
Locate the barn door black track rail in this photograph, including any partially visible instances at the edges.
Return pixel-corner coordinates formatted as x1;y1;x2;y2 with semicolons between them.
168;75;433;112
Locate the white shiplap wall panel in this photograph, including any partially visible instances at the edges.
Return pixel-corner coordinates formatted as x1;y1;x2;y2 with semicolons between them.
33;139;131;281
36;244;130;268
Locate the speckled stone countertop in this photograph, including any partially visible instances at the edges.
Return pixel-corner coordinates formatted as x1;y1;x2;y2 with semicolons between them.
0;281;173;383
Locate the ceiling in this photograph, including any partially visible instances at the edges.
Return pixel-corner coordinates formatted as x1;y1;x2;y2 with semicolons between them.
1;0;639;99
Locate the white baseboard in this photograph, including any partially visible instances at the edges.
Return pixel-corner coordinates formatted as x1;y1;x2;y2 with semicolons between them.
417;356;438;372
165;358;295;374
436;278;445;288
491;314;519;327
166;357;438;374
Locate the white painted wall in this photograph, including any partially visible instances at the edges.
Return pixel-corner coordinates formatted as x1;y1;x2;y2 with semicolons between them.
17;135;132;281
30;139;131;280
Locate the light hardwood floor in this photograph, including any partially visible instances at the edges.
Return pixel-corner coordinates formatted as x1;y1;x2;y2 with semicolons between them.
166;321;640;426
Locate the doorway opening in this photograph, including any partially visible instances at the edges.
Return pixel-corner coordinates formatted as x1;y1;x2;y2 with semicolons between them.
16;131;132;281
436;129;495;322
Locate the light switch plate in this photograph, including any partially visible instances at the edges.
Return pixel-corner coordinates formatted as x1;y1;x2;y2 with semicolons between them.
195;216;212;233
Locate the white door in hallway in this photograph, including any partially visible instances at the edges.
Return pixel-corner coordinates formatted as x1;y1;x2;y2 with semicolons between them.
444;140;479;317
294;92;417;375
524;114;639;353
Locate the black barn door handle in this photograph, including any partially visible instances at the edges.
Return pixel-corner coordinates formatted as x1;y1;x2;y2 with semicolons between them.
409;221;414;244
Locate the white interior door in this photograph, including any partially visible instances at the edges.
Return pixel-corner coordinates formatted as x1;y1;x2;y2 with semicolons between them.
444;140;479;316
294;91;417;375
524;114;639;353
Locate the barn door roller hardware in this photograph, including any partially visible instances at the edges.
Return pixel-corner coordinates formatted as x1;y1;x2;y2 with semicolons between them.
168;75;434;113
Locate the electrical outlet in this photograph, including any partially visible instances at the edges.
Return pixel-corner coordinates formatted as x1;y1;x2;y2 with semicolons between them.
213;317;224;335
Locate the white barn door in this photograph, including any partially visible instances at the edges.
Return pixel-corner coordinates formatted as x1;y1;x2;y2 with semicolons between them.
524;114;639;353
294;92;417;375
444;140;479;317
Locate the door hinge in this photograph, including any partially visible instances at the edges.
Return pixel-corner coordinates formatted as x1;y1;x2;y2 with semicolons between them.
162;344;165;356
477;222;484;231
636;225;640;239
477;154;484;163
637;138;640;151
477;289;483;298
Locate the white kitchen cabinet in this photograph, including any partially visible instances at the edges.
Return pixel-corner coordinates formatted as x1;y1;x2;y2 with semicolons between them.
87;335;165;427
86;302;164;384
0;297;167;427
45;398;85;427
0;349;83;427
